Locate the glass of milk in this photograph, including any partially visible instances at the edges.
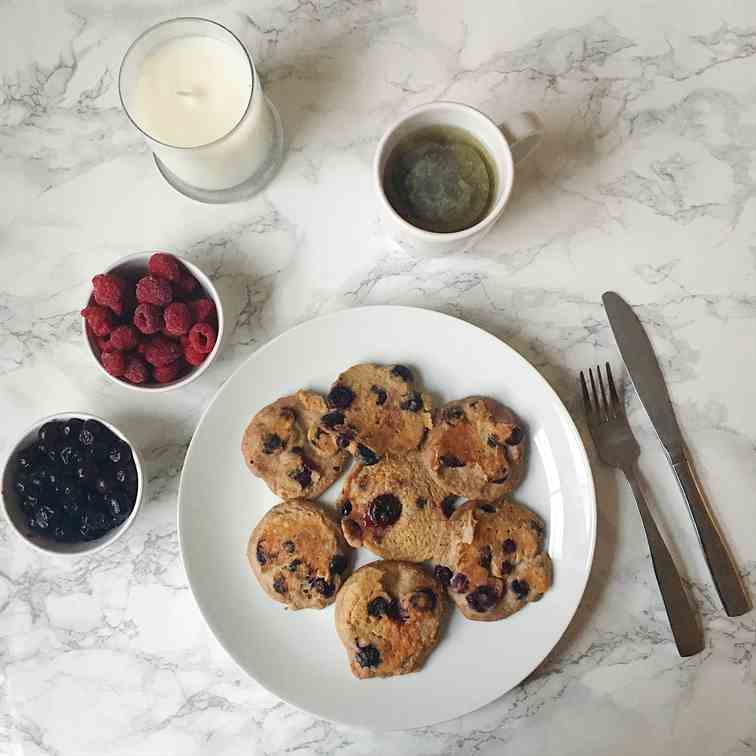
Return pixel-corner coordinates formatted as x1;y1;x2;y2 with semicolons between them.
119;17;284;203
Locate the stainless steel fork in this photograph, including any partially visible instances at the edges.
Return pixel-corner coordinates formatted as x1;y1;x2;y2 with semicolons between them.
581;363;703;657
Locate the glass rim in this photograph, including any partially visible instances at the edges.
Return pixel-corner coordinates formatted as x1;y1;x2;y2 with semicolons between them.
118;16;256;151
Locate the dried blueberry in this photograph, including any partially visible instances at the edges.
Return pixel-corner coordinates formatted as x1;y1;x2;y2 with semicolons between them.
89;511;107;532
506;427;524;446
287;559;302;572
415;497;427;509
503;538;517;553
58;445;82;468
282;540;295;554
336;430;354;449
321;411;345;429
263;433;283;454
355;643;381;668
256;541;268;565
511;579;530;598
289;465;313;489
311;577;334;597
37;444;58;464
410;588;437;612
444;406;464;424
434;565;453;586
356;444;379;466
400;392;423;412
367;596;390;617
487;434;499;448
390;364;413;382
370;385;387;405
326;384;354;409
61;418;83;441
64;497;81;516
478;503;496;513
450;573;469;592
273;575;288;594
466;585;499;612
440;454;464;468
329;554;348;575
94;476;112;495
367;494;401;527
16;447;38;472
14;476;30;497
75;461;98;482
441;496;457;518
501;560;514;575
38;421;62;446
479;545;492;569
340;499;353;517
33;503;56;531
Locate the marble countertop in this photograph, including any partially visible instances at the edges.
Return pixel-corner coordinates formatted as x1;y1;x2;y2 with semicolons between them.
2;1;755;754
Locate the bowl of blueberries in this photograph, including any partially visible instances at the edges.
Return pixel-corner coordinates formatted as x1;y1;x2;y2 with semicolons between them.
1;413;143;556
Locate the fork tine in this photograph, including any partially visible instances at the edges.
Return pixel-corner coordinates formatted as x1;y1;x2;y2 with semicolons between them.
588;368;603;421
596;364;610;417
580;371;592;415
606;362;621;410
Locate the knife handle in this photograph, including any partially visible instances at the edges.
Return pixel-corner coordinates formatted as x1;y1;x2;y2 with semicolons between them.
672;455;751;617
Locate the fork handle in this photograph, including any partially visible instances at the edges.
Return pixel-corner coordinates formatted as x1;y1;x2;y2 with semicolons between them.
623;465;704;657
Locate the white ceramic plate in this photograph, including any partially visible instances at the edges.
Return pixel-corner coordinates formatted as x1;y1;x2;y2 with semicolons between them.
178;306;596;730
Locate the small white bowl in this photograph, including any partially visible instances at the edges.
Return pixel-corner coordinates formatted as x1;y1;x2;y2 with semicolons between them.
82;251;224;393
1;412;144;557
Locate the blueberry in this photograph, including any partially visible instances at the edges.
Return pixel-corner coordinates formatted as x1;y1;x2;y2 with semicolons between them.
287;559;301;572
58;445;82;468
38;421;63;446
506;427;524;446
28;470;47;488
36;444;58;464
14;476;30;497
106;492;131;522
367;494;401;527
94;476;113;495
21;493;38;511
478;503;496;513
443;406;464;424
367;597;390;617
256;541;268;565
503;538;517;553
415;497;427;509
109;441;132;465
336;431;354;449
289;465;312;489
75;461;98;482
440;454;464;468
63;497;81;516
511;579;530;598
85;442;109;463
450;573;469;592
390;365;413;382
370;385;387;405
441;496;458;518
263;433;283;454
310;577;334;597
501;560;514;575
33;503;56;531
320;411;345;429
479;545;492;569
61;418;83;441
326;384;354;410
16;446;38;472
339;499;352;517
329;554;348;575
434;565;453;586
78;427;96;448
53;522;76;542
399;392;423;412
282;540;295;554
409;588;437;612
466;585;499;612
355;643;381;668
356;444;379;466
273;575;288;594
487;434;499;448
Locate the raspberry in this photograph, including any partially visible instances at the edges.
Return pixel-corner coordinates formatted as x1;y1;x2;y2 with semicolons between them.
163;302;193;336
137;341;147;355
101;350;126;377
123;355;149;384
81;304;115;336
109;324;140;351
136;275;173;306
148;252;181;282
184;344;206;366
174;269;198;296
144;335;182;367
95;333;113;352
92;274;126;315
133;303;164;335
153;360;182;383
188;298;216;323
188;322;216;354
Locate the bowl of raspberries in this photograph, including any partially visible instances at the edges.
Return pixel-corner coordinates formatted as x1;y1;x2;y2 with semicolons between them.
81;251;223;390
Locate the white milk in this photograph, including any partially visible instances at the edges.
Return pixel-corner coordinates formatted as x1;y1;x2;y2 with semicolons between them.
120;20;278;193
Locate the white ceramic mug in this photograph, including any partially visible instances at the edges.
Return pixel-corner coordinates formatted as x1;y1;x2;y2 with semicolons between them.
374;102;543;256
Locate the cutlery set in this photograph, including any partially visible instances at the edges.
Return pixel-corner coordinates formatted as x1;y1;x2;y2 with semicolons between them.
581;292;750;656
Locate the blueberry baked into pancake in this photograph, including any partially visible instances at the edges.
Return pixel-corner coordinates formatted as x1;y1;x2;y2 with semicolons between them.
335;560;445;678
248;499;351;610
242;391;350;499
422;396;527;499
434;499;552;622
317;363;433;465
337;452;453;561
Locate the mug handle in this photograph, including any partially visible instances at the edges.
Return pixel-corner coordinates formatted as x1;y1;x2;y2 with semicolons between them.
499;112;543;164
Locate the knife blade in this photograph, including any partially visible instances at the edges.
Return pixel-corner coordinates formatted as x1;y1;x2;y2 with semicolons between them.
603;291;751;617
602;292;684;460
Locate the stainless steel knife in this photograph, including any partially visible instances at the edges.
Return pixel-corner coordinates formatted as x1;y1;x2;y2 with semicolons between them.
603;291;750;617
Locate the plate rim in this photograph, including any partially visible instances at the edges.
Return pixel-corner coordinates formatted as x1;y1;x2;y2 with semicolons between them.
177;304;597;730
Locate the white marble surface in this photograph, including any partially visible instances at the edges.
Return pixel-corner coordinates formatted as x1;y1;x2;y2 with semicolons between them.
1;0;755;753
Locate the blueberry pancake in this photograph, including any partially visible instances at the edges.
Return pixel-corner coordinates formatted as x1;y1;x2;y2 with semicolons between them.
422;397;526;499
317;363;433;465
337;452;453;561
335;560;445;678
435;499;551;622
248;499;351;610
242;391;350;499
